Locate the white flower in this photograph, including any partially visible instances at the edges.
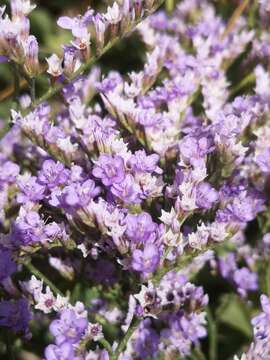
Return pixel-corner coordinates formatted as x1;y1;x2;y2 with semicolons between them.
160;208;178;227
35;286;55;314
53;295;69;311
105;2;122;24
12;0;36;17
26;275;43;300
162;229;181;247
86;323;103;341
46;54;63;77
209;221;228;242
56;137;78;154
188;224;209;250
77;243;89;258
179;181;197;211
68;301;88;318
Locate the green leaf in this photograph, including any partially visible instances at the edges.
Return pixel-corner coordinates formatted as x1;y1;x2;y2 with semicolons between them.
216;294;252;338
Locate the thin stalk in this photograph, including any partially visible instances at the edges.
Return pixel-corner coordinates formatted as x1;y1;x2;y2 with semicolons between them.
112;318;141;359
207;306;217;360
6;332;15;360
221;0;250;40
266;259;270;297
11;62;20;110
30;77;36;102
24;261;64;297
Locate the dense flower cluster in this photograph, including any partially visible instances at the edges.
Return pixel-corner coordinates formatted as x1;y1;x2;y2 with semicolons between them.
0;0;270;359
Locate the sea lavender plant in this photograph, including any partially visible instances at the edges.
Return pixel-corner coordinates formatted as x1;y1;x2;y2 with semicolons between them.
0;0;270;359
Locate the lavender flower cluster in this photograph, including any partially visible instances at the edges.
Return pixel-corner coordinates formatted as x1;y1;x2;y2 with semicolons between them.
0;0;270;359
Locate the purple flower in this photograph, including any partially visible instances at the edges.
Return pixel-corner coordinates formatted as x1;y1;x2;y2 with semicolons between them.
128;150;162;174
97;71;123;94
256;148;270;173
252;294;270;340
196;182;219;209
93;154;125;186
0;160;20;184
179;132;214;166
0;299;31;335
17;174;46;203
49;309;88;345
218;253;237;279
38;160;70;189
233;267;258;298
217;193;265;223
60;179;100;208
24;35;39;76
45;342;83;360
13;208;45;245
134;320;160;358
44;222;67;242
0;249;17;281
111;174;141;204
125;212;158;243
132;243;160;274
49;178;100;210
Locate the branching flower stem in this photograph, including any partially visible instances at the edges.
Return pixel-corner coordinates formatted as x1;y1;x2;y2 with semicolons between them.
23;0;165;116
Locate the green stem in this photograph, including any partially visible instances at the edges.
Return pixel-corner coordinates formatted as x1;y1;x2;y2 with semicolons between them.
24;261;64;297
30;78;36;102
98;338;113;355
6;332;15;360
229;72;255;97
112;318;141;359
193;346;207;360
265;259;270;297
11;63;20;110
207;306;217;360
166;0;174;13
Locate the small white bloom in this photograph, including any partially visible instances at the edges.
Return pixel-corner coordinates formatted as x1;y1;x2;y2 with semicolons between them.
26;275;43;300
11;0;36;17
56;137;78;154
53;295;69;311
179;181;197;211
105;2;122;24
87;323;103;341
35;286;55;314
46;54;63;77
77;243;89;258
